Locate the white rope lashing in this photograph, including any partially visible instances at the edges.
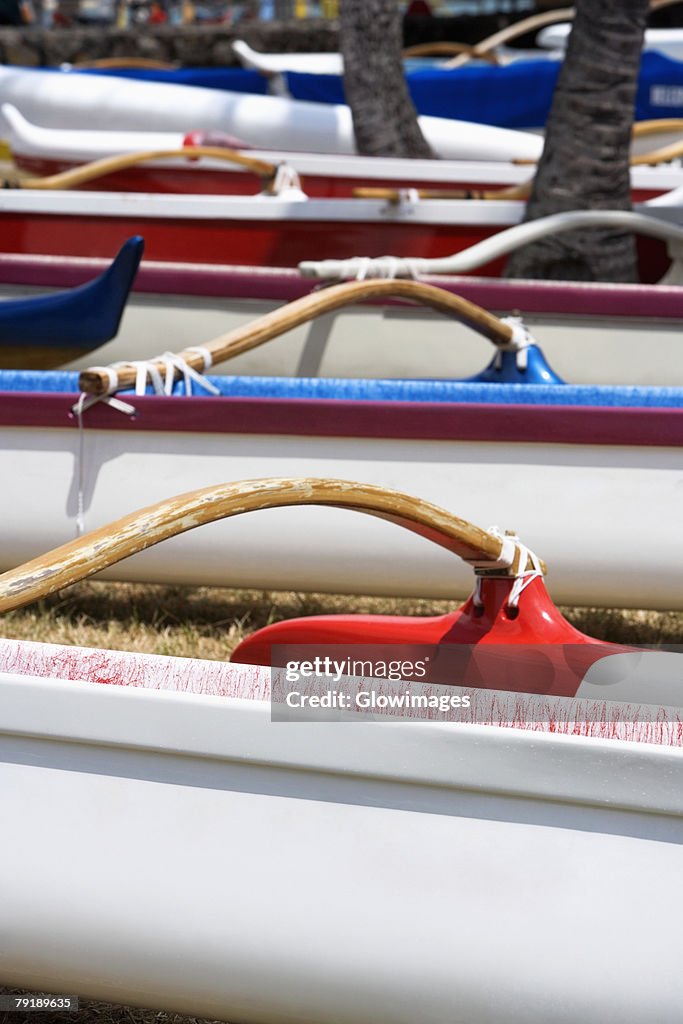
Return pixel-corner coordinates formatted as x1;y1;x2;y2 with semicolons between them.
354;255;412;281
70;350;219;535
352;255;423;281
494;316;535;371
75;348;219;407
465;527;544;611
506;542;545;609
260;162;307;200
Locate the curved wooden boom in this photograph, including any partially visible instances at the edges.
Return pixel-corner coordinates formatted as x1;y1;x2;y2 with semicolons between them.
443;7;575;69
402;41;500;64
71;57;179;70
632;117;683;139
299;210;683;279
0;478;542;613
351;182;531;202
631;137;683;165
78;278;516;396
443;0;676;69
16;146;278;191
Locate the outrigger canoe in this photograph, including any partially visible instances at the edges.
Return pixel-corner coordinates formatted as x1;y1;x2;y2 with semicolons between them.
0;477;682;1023
1;181;683;275
4;103;682;202
1;279;681;609
3;212;683;385
0;236;142;370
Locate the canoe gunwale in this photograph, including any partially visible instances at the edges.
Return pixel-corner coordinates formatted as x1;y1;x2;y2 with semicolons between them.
0;391;680;448
2;669;683;819
4;254;683;321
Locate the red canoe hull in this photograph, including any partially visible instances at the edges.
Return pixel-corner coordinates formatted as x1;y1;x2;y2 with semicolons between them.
0;210;508;272
0;208;669;281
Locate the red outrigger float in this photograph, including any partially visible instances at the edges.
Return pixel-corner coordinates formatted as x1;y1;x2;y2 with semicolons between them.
0;476;679;706
234;576;622;701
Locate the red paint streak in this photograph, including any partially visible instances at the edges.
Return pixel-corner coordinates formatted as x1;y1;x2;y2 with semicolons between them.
0;637;270;700
1;636;680;745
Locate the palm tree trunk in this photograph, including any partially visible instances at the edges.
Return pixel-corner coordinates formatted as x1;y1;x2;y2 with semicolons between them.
339;0;433;158
505;0;649;282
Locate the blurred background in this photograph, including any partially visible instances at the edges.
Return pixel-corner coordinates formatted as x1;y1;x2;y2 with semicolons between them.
1;0;551;31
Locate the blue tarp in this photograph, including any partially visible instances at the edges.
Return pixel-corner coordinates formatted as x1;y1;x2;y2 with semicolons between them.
2;370;682;409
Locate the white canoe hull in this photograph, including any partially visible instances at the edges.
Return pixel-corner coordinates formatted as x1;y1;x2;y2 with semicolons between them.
0;421;681;608
1;641;682;1023
0;66;545;162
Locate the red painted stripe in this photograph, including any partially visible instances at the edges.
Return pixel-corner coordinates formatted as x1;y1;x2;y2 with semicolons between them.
0;392;680;448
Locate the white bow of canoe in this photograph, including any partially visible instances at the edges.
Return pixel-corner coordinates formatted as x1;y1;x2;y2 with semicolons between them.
232;38;345;76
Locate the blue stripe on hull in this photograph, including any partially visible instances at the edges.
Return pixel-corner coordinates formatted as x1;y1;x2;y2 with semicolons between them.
2;369;682;409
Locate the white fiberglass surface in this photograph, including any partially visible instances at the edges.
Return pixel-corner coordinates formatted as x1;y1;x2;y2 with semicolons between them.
0;427;681;608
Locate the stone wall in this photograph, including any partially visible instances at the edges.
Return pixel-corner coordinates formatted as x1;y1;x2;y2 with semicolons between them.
0;21;339;67
0;11;554;68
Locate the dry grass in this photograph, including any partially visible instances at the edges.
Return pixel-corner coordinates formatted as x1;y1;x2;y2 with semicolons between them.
2;580;462;660
0;992;225;1024
2;579;682;657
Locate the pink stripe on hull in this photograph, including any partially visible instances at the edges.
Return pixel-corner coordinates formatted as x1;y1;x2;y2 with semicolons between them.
2;254;683;320
0;392;680;448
